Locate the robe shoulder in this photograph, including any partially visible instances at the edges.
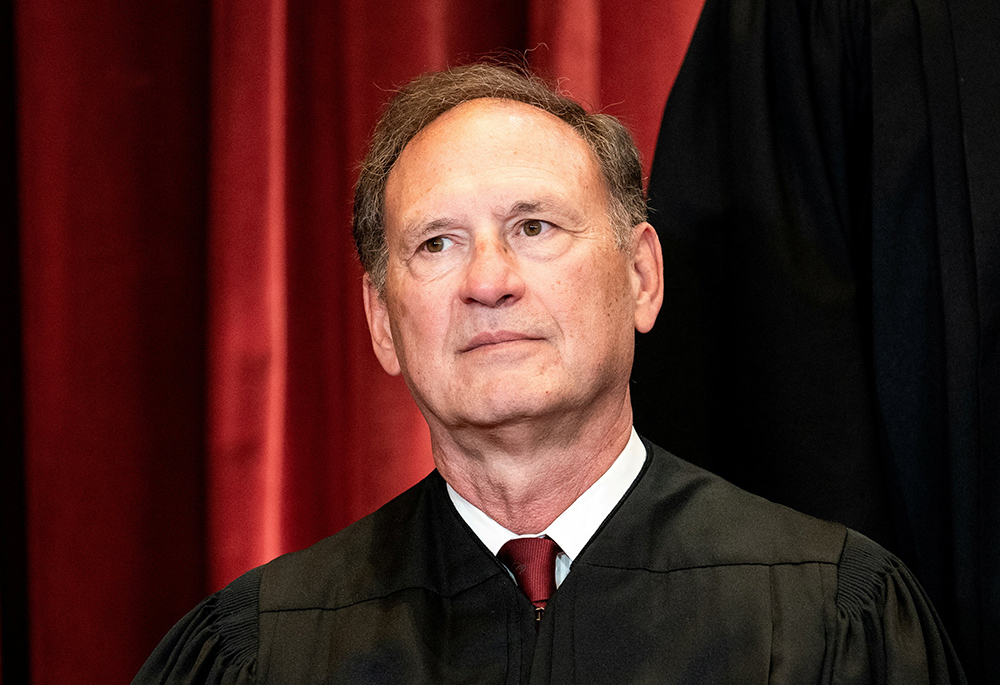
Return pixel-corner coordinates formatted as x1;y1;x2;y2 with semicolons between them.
257;469;499;613
587;440;850;571
132;470;502;685
131;564;261;685
833;530;968;683
579;441;967;683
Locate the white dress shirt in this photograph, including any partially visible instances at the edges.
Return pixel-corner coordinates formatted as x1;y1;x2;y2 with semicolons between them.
446;428;647;587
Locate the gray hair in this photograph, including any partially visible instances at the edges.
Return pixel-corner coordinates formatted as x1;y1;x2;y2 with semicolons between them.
352;62;647;292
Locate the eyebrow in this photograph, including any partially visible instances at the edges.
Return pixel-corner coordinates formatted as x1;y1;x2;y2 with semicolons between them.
505;198;586;225
410;217;460;239
404;197;586;242
509;200;546;216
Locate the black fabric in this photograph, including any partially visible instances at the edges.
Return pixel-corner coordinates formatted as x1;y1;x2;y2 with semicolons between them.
132;566;261;685
133;442;965;684
0;0;28;681
631;0;998;680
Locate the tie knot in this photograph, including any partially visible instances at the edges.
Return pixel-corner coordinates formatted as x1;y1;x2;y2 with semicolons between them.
497;537;561;608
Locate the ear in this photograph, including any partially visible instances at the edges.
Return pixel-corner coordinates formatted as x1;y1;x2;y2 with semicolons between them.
362;274;402;376
629;222;664;334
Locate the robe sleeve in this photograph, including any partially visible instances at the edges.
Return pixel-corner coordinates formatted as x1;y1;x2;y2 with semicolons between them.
833;530;967;684
132;566;262;685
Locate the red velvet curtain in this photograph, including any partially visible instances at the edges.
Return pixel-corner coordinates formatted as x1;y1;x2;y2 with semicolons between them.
8;1;701;682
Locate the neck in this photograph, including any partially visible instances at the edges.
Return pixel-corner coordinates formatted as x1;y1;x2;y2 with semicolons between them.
431;391;634;534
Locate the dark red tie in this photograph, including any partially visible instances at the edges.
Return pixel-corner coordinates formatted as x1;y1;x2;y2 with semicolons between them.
497;537;560;621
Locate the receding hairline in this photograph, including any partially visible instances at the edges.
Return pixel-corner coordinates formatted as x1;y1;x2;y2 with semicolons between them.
383;96;614;229
394;96;602;165
409;94;581;128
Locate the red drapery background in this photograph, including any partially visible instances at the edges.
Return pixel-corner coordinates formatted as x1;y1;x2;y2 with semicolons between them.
6;1;702;682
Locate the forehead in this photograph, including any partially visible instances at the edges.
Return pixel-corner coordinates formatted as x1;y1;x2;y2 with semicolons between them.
384;99;605;231
403;97;592;160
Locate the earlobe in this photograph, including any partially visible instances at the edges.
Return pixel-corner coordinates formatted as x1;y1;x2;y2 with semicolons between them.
630;222;664;333
362;275;402;376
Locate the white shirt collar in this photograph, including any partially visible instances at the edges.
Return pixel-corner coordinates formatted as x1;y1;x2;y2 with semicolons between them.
446;428;646;564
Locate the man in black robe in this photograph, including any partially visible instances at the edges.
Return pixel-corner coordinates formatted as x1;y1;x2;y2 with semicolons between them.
134;63;965;684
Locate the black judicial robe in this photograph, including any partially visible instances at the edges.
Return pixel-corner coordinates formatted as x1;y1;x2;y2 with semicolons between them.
134;442;964;684
631;0;999;681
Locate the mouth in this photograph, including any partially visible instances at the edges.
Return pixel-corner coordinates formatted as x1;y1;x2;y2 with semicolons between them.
461;331;542;352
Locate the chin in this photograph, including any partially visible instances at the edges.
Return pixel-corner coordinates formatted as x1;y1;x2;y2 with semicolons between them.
457;389;589;431
455;402;544;429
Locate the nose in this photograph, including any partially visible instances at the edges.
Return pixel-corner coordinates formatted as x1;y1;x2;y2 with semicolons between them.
460;233;524;307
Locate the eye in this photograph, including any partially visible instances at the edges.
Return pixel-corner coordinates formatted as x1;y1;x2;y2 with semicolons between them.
521;219;550;237
423;236;452;253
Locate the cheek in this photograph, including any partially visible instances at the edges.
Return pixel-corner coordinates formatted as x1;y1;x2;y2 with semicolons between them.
548;257;630;340
581;249;631;303
588;259;636;345
388;286;453;364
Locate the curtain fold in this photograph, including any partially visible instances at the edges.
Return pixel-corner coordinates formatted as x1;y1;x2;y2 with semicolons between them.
15;2;214;683
9;2;701;683
206;0;290;590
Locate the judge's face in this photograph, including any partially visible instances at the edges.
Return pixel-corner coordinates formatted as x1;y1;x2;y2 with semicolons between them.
364;98;661;434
